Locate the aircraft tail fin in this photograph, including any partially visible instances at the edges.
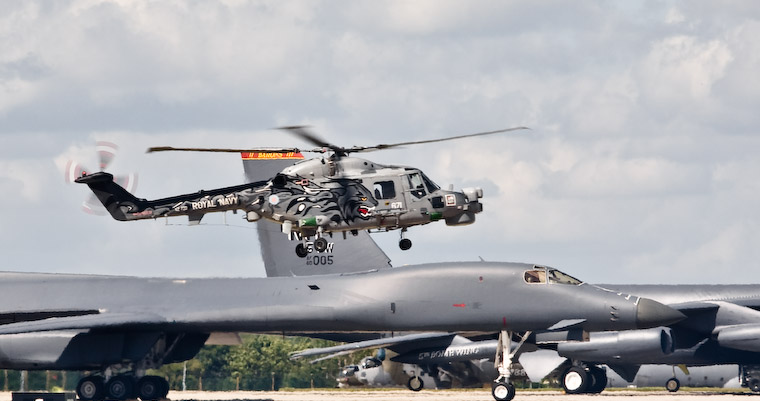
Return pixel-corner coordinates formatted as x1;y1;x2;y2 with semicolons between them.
240;152;393;276
75;172;145;221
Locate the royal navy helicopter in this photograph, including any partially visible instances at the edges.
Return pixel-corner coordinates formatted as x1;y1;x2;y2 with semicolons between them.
76;126;527;256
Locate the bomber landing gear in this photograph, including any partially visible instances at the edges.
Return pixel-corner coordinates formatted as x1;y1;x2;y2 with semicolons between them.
492;330;531;401
561;364;608;394
76;374;168;401
137;375;170;400
665;377;680;392
105;375;134;400
76;376;104;401
407;375;423;391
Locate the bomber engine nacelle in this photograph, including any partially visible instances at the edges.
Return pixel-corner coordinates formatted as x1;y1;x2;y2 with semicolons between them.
556;328;674;363
717;323;760;352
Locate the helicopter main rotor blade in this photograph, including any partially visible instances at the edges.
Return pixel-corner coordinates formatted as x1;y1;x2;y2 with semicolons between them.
278;126;342;153
146;146;304;154
348;126;530;153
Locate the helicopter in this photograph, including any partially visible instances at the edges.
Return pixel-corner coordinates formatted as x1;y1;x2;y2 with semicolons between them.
75;126;527;257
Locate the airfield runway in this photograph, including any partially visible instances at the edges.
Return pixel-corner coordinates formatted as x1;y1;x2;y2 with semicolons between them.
1;389;754;401
159;389;753;400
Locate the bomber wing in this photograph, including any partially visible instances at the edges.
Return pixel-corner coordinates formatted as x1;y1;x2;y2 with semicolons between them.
290;332;457;361
0;312;166;335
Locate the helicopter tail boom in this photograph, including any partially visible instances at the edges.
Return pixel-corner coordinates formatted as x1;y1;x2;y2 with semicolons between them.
75;171;267;223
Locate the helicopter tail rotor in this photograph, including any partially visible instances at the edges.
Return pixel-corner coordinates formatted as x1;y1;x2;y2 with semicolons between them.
65;141;138;215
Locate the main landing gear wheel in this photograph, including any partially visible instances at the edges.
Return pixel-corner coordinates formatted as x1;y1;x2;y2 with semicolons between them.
314;237;328;252
666;377;680;392
137;375;168;400
76;376;104;401
491;380;515;401
407;375;423;391
295;243;308;258
587;366;607;394
562;366;589;394
106;375;134;400
399;238;412;250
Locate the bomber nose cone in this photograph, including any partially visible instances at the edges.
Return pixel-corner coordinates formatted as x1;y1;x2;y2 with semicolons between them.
636;298;686;328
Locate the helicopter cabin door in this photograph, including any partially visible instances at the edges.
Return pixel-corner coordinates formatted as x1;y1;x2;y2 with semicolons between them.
371;177;406;228
400;171;432;226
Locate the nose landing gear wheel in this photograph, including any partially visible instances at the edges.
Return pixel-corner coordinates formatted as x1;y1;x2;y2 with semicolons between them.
314;237;328;252
399;238;412;250
491;380;515;401
295;243;308;258
406;375;423;391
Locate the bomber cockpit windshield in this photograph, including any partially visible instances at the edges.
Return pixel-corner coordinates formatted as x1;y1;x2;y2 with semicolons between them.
524;269;546;284
524;267;583;285
548;269;583;285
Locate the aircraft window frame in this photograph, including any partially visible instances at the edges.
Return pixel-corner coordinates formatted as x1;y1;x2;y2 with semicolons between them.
373;181;396;200
547;269;583;285
407;172;426;198
524;269;547;284
421;172;440;193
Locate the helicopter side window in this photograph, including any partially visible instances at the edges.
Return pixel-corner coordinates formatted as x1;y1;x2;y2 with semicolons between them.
524;270;547;284
361;357;382;369
373;181;396;200
547;269;583;285
407;173;426;199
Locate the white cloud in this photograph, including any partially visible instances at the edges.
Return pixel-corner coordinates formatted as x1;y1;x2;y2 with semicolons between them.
1;1;760;285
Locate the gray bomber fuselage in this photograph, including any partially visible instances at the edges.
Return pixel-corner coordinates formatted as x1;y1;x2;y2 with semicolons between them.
0;262;665;335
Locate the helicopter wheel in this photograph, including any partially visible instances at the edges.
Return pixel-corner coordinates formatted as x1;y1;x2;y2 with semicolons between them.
399;238;412;251
295;243;309;258
314;237;329;252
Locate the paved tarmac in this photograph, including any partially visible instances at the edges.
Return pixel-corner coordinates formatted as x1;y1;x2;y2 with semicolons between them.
2;389;756;401
164;389;755;401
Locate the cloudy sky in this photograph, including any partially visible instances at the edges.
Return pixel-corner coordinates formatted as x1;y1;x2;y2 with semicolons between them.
2;1;759;283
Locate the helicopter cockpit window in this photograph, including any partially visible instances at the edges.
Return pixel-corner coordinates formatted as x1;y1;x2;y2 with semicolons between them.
361;357;382;369
421;172;440;193
407;172;426;198
547;269;583;285
373;181;396;200
524;270;546;284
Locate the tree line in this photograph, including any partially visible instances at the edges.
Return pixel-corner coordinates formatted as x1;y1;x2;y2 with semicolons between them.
0;334;370;392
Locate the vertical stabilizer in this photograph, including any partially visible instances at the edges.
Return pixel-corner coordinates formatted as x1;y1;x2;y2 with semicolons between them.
241;152;392;277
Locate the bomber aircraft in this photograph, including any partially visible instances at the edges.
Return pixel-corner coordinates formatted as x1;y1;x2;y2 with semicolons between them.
0;262;680;401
